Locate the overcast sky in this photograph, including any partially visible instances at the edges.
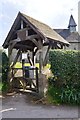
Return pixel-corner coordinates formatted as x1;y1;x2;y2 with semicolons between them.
0;0;80;46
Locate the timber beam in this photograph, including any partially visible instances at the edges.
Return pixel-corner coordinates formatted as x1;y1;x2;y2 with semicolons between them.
14;44;33;50
26;34;40;40
20;15;46;40
11;50;21;68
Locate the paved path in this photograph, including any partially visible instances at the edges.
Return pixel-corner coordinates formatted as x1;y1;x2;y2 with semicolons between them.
0;92;80;119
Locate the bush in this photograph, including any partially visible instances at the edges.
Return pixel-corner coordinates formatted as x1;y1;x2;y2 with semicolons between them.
2;52;9;82
2;52;9;93
0;49;2;75
48;50;80;105
47;85;62;104
1;82;9;93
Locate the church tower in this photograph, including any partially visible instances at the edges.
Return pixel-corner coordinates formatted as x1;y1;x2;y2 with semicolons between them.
68;15;77;32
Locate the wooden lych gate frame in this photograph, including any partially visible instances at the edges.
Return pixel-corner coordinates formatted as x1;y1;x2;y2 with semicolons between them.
12;67;39;92
2;12;69;93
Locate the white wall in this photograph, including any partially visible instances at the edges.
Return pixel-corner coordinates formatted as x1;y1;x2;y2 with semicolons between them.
78;1;80;34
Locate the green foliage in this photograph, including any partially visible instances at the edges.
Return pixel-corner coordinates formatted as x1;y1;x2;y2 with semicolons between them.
2;82;9;93
47;85;62;104
0;49;2;74
2;52;9;82
0;83;2;91
61;86;80;104
0;50;10;93
2;52;10;93
48;50;80;105
0;49;2;83
0;49;2;64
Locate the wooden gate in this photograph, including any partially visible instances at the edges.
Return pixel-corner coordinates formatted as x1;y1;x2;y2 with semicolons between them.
12;67;39;92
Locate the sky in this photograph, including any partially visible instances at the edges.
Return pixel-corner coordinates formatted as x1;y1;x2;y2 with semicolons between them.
0;0;80;46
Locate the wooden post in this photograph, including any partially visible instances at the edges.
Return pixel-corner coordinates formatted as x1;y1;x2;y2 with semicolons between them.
21;20;23;29
32;51;34;65
38;39;46;97
38;39;43;73
11;50;21;68
61;44;63;49
43;45;51;66
39;49;43;73
36;67;39;92
38;73;47;97
8;45;13;64
19;51;22;61
8;45;12;83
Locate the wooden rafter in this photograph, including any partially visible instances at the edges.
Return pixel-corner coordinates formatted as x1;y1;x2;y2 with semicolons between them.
9;34;40;50
14;44;33;50
20;15;46;40
9;38;21;43
11;50;21;68
26;34;40;40
9;42;17;54
27;39;40;49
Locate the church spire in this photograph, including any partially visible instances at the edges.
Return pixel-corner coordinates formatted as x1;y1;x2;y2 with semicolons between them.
68;15;77;32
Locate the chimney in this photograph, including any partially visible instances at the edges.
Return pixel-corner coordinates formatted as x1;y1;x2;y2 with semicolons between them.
78;1;80;34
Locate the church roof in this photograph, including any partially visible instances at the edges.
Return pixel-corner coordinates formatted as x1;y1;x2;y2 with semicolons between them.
54;14;80;43
54;29;80;43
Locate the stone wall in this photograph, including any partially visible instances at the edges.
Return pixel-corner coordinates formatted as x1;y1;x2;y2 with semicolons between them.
65;42;80;50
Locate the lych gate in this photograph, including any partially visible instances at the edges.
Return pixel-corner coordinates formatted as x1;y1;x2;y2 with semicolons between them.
2;12;69;96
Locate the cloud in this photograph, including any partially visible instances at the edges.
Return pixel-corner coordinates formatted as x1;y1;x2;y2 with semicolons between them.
0;0;24;6
17;0;79;28
0;0;79;45
0;14;4;19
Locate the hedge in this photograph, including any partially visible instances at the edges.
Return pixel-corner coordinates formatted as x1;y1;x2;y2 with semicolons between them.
48;50;80;104
0;49;2;74
2;52;9;93
2;52;9;82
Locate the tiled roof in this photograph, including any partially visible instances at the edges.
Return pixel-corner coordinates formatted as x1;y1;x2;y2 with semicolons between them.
21;13;69;45
3;12;70;48
54;29;80;43
54;29;70;39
